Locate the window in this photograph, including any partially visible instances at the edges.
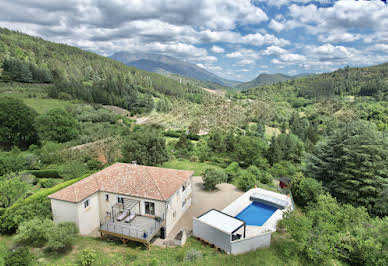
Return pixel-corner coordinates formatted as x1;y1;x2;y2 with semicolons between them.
145;201;155;215
105;194;109;201
182;199;187;208
182;184;186;192
117;197;124;203
84;199;89;208
173;211;176;218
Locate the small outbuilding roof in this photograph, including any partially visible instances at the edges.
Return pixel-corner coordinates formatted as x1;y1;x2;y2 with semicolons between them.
197;209;245;234
48;163;193;203
279;177;291;184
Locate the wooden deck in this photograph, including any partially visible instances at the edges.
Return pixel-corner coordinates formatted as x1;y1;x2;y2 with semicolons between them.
99;215;164;247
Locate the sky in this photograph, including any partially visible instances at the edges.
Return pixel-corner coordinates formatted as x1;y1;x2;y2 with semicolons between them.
0;0;387;82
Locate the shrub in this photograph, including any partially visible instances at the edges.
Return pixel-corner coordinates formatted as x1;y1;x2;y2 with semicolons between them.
247;165;260;177
86;159;103;170
291;175;325;207
39;179;59;188
224;162;240;182
59;161;89;181
15;218;54;247
238;172;257;192
0;178;28;208
202;168;227;191
46;222;78;253
79;249;97;266
0;173;91;233
23;169;62;179
260;172;273;184
270;161;297;179
4;246;33;266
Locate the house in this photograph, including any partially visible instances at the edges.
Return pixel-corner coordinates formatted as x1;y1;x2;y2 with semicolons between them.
48;163;193;245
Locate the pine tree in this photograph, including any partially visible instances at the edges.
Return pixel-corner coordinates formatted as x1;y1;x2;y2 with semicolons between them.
305;120;388;216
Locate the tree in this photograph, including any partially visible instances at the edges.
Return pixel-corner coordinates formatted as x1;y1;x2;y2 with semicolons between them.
0;178;27;208
202;168;227;191
305;120;388;216
0;97;39;150
282;194;388;265
121;127;168;166
35;108;80;142
291;174;325;207
0;148;27;176
238;172;257;192
234;136;267;165
175;133;193;158
15;218;54;246
46;222;78;253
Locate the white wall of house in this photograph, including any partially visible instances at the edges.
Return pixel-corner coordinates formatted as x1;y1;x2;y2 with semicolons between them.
165;178;192;236
77;192;100;235
51;199;78;226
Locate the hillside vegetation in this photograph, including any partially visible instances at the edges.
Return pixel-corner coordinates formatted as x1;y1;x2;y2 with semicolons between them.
235;73;293;89
0;28;204;114
0;28;387;266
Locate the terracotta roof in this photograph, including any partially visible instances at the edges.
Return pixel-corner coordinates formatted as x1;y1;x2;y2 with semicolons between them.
48;163;193;203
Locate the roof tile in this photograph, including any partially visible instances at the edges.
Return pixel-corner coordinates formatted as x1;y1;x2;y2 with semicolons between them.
48;163;193;202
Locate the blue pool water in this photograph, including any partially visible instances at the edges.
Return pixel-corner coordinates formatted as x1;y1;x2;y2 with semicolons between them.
235;201;278;226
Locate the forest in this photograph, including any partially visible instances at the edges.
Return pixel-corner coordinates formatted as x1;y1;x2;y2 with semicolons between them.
0;28;387;265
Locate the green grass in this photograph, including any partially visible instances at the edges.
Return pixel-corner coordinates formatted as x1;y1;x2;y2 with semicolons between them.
0;82;73;114
23;98;72;114
0;234;316;266
161;159;222;176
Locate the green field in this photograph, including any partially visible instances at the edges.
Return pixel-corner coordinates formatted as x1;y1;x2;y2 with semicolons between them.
0;82;73;114
161;159;222;176
23;98;72;114
0;233;319;266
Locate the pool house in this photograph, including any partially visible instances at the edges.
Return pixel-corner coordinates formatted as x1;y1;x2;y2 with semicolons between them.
193;188;294;255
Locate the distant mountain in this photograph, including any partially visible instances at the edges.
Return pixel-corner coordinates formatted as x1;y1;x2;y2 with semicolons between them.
109;52;240;87
235;73;293;89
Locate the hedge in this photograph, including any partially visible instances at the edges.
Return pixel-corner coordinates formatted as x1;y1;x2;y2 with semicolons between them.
0;171;94;234
23;169;62;178
163;130;200;141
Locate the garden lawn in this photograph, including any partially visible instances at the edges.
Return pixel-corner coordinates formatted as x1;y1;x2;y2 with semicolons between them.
161;159;222;176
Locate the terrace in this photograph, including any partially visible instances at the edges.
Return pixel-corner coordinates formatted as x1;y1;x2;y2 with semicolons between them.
99;198;165;248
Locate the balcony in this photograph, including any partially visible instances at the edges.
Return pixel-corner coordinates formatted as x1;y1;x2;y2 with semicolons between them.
99;215;164;247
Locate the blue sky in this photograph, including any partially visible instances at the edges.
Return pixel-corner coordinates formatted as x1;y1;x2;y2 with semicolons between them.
0;0;387;81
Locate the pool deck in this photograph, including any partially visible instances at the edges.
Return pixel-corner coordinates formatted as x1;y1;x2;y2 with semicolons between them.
222;188;293;237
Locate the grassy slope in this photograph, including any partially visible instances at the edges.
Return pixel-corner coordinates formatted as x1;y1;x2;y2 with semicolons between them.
161;160;222;176
0;233;327;266
0;82;72;114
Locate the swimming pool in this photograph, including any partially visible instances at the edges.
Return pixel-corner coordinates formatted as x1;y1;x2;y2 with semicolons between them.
235;201;278;226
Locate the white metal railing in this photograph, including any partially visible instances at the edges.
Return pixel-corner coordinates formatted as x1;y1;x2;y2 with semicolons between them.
100;218;162;241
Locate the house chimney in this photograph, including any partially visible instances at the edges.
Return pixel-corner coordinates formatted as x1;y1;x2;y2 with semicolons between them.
132;161;137;165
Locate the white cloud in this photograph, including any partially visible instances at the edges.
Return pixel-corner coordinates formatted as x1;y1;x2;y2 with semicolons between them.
211;45;225;53
318;31;362;43
268;19;285;32
262;45;287;55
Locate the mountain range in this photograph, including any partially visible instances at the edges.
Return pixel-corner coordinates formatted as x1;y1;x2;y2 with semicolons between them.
109;52;241;87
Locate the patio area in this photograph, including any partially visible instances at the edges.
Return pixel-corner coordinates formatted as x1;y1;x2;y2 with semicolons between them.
100;215;164;246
